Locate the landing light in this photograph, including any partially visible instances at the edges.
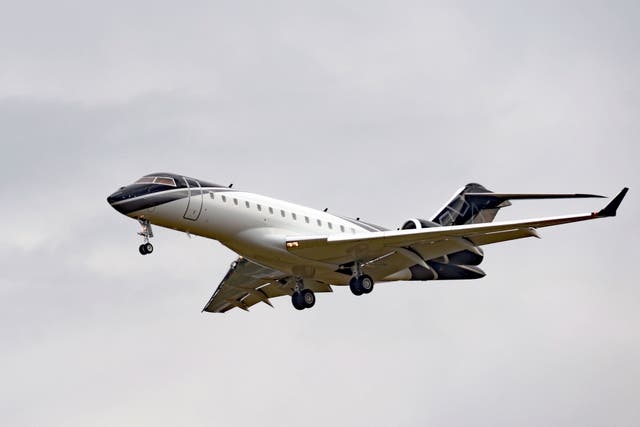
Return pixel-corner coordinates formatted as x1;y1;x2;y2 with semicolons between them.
286;241;299;248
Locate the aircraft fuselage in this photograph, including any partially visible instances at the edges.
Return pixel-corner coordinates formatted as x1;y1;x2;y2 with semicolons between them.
107;173;377;284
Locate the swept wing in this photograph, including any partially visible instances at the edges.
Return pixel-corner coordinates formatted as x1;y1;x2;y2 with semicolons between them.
203;258;332;313
286;188;629;265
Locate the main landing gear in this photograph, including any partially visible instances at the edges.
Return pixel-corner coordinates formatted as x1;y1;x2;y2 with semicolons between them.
349;275;374;296
137;219;155;255
349;262;374;296
291;278;315;310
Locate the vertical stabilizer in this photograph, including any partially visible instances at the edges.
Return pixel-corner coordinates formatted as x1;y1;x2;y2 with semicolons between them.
432;183;508;226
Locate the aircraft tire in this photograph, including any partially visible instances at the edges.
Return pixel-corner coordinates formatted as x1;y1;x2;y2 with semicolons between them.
359;275;374;294
139;244;147;255
145;243;154;254
301;289;315;308
292;292;305;310
349;277;363;296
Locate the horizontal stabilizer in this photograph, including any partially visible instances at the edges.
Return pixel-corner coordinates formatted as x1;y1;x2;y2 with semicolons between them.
465;193;605;200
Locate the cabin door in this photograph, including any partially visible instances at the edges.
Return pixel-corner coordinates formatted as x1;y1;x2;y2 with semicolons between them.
183;177;203;221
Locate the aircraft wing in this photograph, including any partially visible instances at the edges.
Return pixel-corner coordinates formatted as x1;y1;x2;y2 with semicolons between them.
286;188;629;265
202;257;332;313
202;258;289;313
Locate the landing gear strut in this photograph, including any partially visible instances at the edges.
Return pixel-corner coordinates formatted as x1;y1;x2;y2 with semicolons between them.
349;262;374;296
291;278;316;310
137;219;154;255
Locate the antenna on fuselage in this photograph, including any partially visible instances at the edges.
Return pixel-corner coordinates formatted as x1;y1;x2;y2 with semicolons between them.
323;208;328;212
228;183;233;188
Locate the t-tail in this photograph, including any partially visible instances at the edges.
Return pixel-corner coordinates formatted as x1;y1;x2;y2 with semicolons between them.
431;183;605;226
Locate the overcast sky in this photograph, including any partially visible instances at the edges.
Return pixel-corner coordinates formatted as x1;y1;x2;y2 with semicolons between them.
1;1;638;426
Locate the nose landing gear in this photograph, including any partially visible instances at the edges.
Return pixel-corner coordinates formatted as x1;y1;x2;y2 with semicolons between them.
137;219;154;255
139;242;154;255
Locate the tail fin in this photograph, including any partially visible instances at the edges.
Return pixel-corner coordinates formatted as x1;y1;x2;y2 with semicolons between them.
431;183;604;226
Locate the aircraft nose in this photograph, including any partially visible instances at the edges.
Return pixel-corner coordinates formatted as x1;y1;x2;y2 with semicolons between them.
107;187;126;205
107;186;134;214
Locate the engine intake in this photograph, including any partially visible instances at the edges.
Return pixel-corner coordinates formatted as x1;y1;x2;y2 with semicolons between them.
401;218;440;230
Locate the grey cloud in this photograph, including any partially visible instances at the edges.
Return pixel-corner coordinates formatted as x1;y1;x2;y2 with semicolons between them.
1;1;639;426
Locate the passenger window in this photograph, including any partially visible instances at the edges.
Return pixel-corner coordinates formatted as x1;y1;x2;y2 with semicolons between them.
233;198;238;205
340;225;345;232
209;192;214;199
257;204;262;211
292;213;297;220
221;195;227;202
328;222;333;229
305;216;309;223
281;210;286;217
317;219;322;226
269;207;274;214
245;201;250;208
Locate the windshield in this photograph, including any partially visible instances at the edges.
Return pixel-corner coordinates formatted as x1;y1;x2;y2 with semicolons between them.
134;176;177;187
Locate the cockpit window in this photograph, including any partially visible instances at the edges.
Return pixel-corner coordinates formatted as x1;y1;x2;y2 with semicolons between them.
134;176;177;187
154;177;176;186
135;177;155;184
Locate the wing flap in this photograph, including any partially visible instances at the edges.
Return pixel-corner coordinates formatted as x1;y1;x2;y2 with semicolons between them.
239;289;275;309
468;227;540;246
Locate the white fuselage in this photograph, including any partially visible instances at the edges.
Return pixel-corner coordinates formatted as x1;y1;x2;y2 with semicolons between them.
132;188;374;284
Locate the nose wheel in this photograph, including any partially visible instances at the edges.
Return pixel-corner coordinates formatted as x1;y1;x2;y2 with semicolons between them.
137;219;155;256
139;243;154;255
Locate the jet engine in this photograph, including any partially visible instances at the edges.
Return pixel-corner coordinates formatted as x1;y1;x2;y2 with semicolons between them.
445;248;484;266
400;218;440;230
382;215;487;283
410;263;486;280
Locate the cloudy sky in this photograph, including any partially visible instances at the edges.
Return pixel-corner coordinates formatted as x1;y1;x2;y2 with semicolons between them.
1;1;638;426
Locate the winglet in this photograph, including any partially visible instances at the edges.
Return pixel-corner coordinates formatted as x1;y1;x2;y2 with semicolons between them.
597;188;629;217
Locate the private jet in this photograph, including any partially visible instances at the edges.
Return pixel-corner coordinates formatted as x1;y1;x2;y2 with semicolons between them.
107;173;628;313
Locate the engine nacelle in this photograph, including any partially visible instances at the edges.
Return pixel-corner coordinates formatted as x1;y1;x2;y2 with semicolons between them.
428;262;485;280
409;263;486;281
447;248;484;266
384;262;486;282
400;218;440;230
